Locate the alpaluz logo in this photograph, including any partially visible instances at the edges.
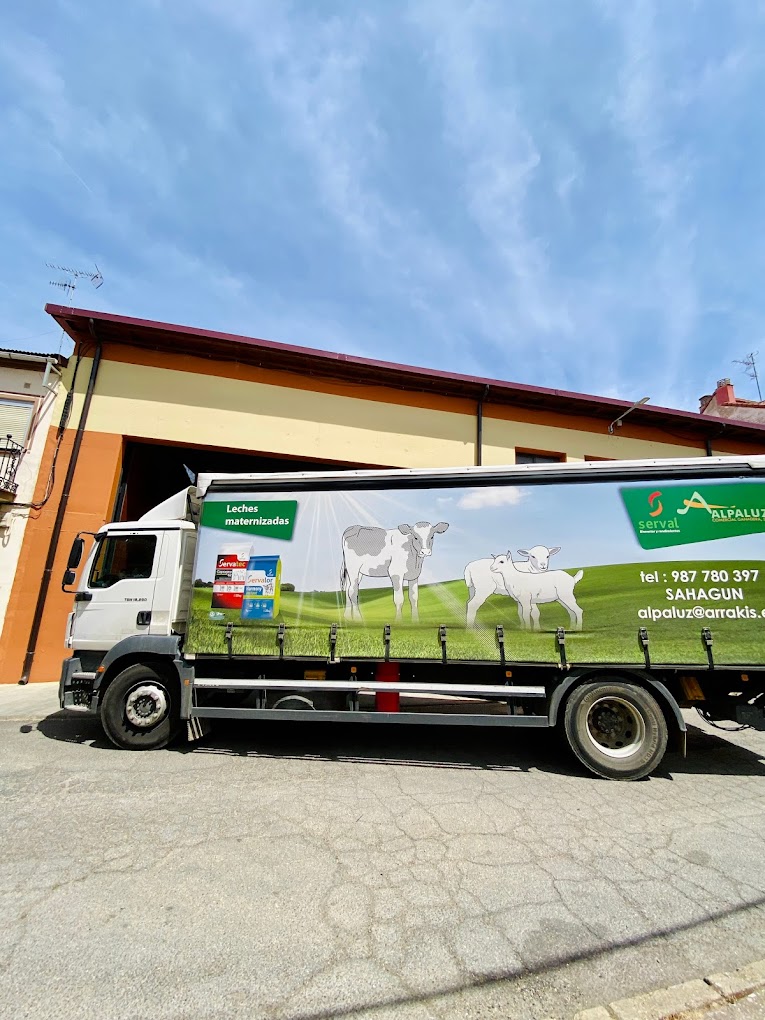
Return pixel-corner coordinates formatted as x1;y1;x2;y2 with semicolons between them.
621;482;765;549
645;489;730;520
676;492;729;516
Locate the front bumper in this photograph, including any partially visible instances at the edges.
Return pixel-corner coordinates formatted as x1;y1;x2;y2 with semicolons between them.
59;657;99;713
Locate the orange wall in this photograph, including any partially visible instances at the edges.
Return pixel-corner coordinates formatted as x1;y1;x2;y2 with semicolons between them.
0;428;122;683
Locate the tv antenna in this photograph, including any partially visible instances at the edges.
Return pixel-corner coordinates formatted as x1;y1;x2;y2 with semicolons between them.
47;262;104;354
47;262;104;304
733;351;762;401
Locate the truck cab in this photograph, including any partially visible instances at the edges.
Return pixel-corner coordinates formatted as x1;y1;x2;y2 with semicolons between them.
60;489;198;716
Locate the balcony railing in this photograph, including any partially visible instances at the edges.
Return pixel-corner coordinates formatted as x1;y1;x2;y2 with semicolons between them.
0;434;22;499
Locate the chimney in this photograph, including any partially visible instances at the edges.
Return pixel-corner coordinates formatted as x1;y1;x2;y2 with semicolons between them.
698;394;713;412
714;378;736;406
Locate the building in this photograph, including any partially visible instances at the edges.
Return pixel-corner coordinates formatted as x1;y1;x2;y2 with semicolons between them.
699;378;765;424
2;305;765;684
0;349;67;637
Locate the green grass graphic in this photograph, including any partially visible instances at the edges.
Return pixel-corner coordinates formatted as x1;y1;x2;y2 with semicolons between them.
186;560;765;666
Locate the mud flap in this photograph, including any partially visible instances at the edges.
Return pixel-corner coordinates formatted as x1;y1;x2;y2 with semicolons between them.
187;717;212;742
674;727;687;756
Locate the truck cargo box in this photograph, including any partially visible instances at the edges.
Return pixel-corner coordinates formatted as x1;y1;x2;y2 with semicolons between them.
186;463;765;668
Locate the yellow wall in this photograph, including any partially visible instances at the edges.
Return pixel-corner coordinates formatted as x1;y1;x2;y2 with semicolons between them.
85;358;476;467
481;417;704;464
57;355;712;468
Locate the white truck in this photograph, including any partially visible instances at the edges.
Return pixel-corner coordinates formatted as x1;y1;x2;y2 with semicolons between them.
59;456;765;779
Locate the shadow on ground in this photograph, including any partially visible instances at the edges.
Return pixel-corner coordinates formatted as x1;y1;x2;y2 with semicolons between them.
33;710;765;779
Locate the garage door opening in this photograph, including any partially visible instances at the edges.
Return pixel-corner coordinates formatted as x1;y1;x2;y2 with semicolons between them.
115;440;378;521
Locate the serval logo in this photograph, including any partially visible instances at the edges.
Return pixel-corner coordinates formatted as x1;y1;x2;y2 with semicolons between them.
647;490;663;517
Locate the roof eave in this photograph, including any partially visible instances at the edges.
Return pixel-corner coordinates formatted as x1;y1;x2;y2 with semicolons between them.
45;304;765;441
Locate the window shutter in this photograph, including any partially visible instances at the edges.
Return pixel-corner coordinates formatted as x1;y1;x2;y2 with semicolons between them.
0;398;35;446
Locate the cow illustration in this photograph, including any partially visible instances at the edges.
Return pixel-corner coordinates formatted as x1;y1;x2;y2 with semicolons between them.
340;522;449;621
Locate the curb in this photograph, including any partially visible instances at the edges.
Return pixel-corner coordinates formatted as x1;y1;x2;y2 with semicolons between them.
572;958;765;1020
0;682;60;723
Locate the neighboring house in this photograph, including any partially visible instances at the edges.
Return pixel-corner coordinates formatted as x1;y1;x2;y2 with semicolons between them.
0;349;67;635
6;306;765;682
699;378;765;424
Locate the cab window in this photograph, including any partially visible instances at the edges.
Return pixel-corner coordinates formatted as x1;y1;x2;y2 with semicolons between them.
89;535;157;588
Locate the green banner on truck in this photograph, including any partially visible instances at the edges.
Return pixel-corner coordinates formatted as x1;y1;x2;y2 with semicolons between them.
621;482;765;549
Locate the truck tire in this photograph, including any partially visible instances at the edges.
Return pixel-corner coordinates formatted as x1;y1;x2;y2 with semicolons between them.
101;663;181;751
563;681;668;780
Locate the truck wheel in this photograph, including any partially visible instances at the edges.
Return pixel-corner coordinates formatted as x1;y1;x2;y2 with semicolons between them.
563;681;668;780
101;664;181;751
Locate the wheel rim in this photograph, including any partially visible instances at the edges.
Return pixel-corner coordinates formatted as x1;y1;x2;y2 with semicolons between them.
125;683;169;729
585;696;645;758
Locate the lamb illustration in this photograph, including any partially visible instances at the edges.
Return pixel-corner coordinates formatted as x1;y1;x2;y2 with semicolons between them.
512;545;560;573
464;549;584;630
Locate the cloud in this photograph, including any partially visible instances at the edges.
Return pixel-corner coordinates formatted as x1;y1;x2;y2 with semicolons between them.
457;487;527;510
409;0;572;341
1;0;765;411
183;0;484;361
601;1;698;395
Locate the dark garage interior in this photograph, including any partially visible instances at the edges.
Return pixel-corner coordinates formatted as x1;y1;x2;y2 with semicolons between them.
114;439;372;521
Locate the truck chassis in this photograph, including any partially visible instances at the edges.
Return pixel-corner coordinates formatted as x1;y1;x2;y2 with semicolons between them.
61;632;765;781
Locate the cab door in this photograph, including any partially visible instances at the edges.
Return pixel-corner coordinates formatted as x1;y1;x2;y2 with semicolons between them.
70;530;162;651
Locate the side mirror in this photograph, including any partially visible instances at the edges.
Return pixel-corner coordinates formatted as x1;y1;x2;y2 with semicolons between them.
62;569;76;589
67;537;84;570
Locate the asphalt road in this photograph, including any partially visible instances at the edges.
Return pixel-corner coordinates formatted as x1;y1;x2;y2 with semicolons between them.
2;700;765;1020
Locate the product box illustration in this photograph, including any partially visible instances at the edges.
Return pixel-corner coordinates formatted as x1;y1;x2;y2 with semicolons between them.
185;479;765;666
211;548;248;610
242;555;281;620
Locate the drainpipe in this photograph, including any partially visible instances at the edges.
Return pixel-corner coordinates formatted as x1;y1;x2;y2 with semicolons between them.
705;420;730;457
476;385;489;466
20;322;103;683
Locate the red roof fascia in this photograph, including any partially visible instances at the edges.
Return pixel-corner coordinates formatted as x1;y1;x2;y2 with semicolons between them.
45;303;625;405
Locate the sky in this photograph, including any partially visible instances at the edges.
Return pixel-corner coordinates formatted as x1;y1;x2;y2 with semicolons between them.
2;0;765;411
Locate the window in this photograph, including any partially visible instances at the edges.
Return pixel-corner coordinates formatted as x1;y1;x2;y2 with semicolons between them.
515;450;565;464
0;397;35;446
89;535;157;588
